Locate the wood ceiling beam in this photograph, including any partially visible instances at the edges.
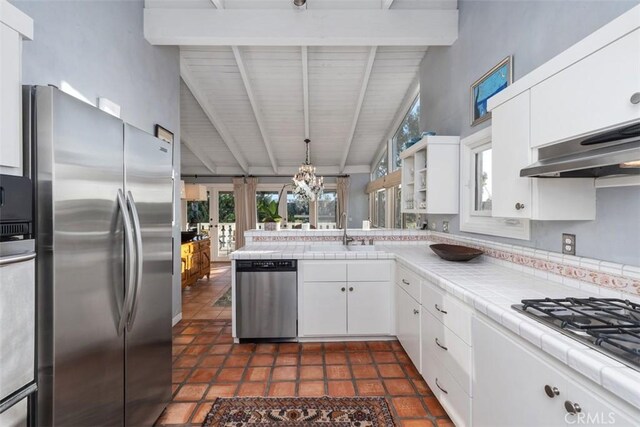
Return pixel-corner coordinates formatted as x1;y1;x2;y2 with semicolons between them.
302;46;310;140
181;130;218;174
180;63;250;173
339;46;377;173
144;9;458;46
232;46;279;174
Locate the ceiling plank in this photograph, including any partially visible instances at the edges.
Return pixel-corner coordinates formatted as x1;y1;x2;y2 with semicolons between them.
181;130;218;174
180;62;250;173
232;46;279;173
144;9;458;46
339;46;377;173
301;46;310;140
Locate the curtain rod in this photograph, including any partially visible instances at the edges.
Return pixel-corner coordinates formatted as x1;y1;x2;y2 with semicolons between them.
181;174;351;179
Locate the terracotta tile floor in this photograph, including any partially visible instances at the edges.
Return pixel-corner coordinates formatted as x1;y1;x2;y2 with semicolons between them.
157;263;454;427
181;263;232;321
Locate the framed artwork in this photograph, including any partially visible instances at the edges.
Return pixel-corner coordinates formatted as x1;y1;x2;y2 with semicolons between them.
471;56;513;126
155;124;174;144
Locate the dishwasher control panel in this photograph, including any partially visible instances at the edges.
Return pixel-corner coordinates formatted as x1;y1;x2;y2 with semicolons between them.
236;259;297;271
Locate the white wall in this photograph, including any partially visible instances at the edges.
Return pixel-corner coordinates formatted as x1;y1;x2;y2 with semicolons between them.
13;0;183;318
419;0;640;266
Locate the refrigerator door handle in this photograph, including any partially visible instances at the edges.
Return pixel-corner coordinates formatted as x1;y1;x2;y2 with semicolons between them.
126;191;144;331
0;252;36;266
117;189;136;335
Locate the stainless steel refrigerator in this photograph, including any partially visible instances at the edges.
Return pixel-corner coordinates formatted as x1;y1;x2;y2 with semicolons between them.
26;85;173;426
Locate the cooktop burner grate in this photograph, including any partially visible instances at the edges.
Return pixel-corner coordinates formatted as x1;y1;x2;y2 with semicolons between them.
512;297;640;371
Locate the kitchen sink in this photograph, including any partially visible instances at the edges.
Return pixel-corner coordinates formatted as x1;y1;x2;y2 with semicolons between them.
306;245;347;252
347;246;379;252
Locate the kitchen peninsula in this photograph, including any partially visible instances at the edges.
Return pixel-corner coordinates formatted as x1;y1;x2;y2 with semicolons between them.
231;229;640;427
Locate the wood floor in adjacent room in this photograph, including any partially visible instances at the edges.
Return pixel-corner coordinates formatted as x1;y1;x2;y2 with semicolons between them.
157;263;453;426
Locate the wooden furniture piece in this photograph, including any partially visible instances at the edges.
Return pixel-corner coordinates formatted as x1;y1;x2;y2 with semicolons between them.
181;238;211;288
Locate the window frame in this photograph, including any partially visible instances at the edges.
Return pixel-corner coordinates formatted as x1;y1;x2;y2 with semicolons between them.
460;127;530;240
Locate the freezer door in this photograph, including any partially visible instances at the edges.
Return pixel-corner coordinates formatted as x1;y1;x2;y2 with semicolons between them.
34;86;126;426
124;124;173;427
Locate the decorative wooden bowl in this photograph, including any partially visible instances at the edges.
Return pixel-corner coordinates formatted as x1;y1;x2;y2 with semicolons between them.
429;243;483;262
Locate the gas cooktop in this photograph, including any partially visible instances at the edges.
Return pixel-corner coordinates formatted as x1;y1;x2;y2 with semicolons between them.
512;297;640;371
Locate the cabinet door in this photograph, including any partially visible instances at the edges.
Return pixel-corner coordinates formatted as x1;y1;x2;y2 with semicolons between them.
492;90;532;219
347;281;391;335
302;282;347;336
395;285;421;369
564;380;639;427
531;29;640;148
0;23;22;172
473;317;567;427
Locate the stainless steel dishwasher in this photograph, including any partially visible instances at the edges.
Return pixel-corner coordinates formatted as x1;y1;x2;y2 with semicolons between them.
236;260;297;340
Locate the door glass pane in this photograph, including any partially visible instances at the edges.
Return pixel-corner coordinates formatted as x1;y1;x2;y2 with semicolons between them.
217;191;235;257
317;190;337;229
256;191;279;229
474;148;492;212
187;197;209;234
287;193;309;225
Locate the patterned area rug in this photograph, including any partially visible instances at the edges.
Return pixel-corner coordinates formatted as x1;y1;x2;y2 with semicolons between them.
202;396;397;426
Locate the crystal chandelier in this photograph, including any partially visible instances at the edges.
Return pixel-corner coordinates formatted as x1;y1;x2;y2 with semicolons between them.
292;139;324;201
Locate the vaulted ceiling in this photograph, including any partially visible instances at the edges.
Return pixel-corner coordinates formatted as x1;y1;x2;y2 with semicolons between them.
144;0;459;176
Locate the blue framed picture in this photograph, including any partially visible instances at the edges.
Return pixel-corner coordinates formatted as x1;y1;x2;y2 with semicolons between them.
471;56;513;126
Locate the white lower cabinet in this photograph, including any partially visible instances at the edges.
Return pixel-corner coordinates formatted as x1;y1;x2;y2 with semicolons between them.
395;284;421;369
300;261;392;337
302;281;348;336
472;315;639;427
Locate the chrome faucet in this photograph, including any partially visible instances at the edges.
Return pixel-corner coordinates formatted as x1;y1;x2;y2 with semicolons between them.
341;212;354;245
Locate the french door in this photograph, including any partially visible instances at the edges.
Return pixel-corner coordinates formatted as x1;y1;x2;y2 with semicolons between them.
208;186;236;262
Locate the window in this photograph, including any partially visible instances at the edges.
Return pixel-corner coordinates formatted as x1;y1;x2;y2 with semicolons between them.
317;190;337;229
187;192;210;233
393;186;419;229
460;127;530;239
474;148;492;214
256;191;279;226
370;189;386;228
372;149;388;180
287;192;310;224
392;96;421;169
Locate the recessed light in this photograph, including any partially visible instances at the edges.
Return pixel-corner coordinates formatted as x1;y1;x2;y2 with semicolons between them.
293;0;306;6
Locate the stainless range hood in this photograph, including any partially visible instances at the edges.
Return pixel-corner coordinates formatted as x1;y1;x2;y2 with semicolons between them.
520;122;640;177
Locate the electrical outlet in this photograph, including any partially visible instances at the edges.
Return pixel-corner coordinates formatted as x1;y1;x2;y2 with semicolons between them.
562;233;576;255
430;222;437;231
443;221;449;233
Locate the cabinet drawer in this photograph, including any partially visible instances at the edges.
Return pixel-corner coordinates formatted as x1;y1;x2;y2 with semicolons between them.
422;281;472;345
347;261;392;282
396;265;420;303
422;309;472;395
303;261;347;282
423;357;471;427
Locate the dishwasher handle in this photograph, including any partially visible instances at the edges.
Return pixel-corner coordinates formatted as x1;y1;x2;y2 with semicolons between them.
0;252;36;266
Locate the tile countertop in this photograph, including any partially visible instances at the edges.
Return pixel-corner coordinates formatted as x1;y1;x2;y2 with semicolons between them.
232;243;640;410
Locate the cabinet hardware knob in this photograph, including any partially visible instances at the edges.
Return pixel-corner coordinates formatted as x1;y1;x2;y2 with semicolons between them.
435;304;447;314
435;378;448;394
564;401;582;415
413;309;420;315
349;287;354;292
631;92;640;105
402;279;410;285
544;385;560;398
341;287;346;292
435;337;448;351
515;202;525;210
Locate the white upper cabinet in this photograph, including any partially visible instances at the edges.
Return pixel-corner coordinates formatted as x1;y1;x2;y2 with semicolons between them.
492;91;596;220
0;2;33;176
530;29;640;148
400;136;459;214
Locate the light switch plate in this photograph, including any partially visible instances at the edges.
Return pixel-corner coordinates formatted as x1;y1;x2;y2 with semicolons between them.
562;233;576;255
